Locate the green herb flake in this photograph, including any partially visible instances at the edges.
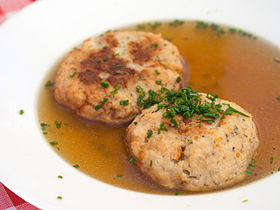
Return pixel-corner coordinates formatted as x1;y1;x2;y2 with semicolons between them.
147;130;153;138
155;69;160;75
113;53;119;57
137;24;145;30
19;109;24;115
45;80;54;87
198;122;201;128
153;42;158;48
156;80;162;85
116;174;123;178
150;160;153;167
278;167;280;171
187;139;193;144
134;122;138;125
128;156;136;164
175;191;180;195
277;96;280;101
95;98;109;110
57;175;63;179
138;78;146;81
71;71;77;78
170;118;178;127
176;76;181;83
110;84;121;95
73;164;80;168
245;169;252;175
196;21;208;29
54;121;62;128
151;22;161;29
116;70;121;74
103;46;108;49
242;200;248;203
50;141;58;146
57;196;62;200
169;19;184;26
101;80;109;88
120;100;129;106
270;156;274;164
113;64;126;68
229;28;236;33
103;57;109;62
274;58;280;63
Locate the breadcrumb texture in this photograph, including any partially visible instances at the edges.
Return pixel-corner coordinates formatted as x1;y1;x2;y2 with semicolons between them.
125;94;259;191
54;31;182;125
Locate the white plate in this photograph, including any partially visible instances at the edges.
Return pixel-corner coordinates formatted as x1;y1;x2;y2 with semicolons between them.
0;0;279;209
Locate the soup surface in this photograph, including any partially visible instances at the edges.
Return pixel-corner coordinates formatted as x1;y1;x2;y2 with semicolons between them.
38;21;280;194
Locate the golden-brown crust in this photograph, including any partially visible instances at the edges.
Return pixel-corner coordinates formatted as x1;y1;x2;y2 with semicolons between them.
54;31;183;125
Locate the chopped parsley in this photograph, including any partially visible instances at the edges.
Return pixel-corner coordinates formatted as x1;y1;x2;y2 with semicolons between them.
196;21;208;29
274;58;280;63
176;76;181;83
40;123;50;134
113;64;126;68
19;109;24;115
95;98;108;110
57;175;63;179
242;200;248;203
103;57;109;62
270;156;274;164
50;141;58;146
156;80;162;85
120;100;129;106
113;53;119;57
175;191;180;195
170;118;178;127
138;78;146;81
116;70;121;74
116;174;123;178
134;122;138;125
155;69;160;75
45;80;54;87
128;156;136;164
147;130;153;138
54;121;62;128
158;122;168;134
57;196;62;200
110;84;121;95
150;160;153;167
101;80;109;88
103;46;108;49
277;96;280;101
245;159;256;175
169;19;184;26
71;71;77;78
153;42;158;48
151;22;161;29
73;164;80;168
187;139;193;144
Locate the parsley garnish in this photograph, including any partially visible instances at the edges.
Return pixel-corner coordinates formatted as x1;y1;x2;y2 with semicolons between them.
116;70;121;74
114;64;126;68
155;70;160;75
113;53;119;57
176;76;181;83
170;118;178;127
120;100;129;106
54;121;62;128
242;200;248;203
95;98;108;110
196;21;208;29
175;191;180;195
158;123;168;134
110;84;121;95
45;80;54;87
270;156;274;164
19;109;24;115
58;175;63;179
153;42;158;48
116;174;123;178
147;130;153;138
71;71;77;78
138;78;146;81
134;122;138;125
277;96;280;101
156;80;162;85
128;156;136;164
150;160;153;167
50;141;58;146
101;80;109;88
73;164;80;168
57;196;62;200
103;57;109;62
169;19;184;26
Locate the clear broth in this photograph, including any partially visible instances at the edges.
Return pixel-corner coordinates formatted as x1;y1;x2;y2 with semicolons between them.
38;21;280;194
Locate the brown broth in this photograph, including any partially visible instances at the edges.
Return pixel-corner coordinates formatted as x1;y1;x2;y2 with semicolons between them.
38;21;280;195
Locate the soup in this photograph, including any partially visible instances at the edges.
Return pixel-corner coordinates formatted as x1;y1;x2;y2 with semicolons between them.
38;20;280;194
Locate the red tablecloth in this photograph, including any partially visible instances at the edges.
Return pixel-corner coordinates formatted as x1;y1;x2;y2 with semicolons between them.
0;1;40;209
